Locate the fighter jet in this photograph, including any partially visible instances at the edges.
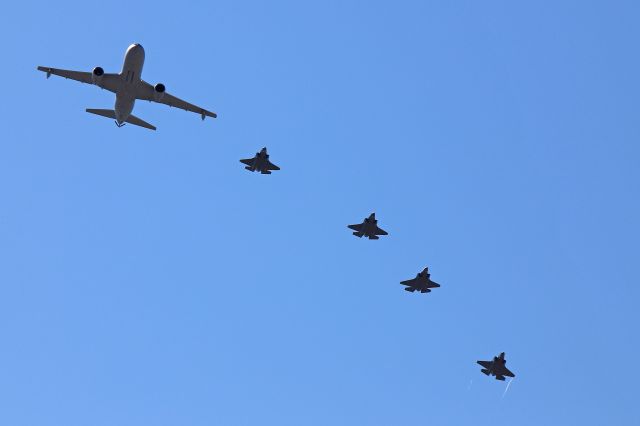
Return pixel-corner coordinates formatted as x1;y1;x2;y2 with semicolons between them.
348;213;388;239
477;352;516;381
240;147;280;174
37;43;217;130
400;267;440;293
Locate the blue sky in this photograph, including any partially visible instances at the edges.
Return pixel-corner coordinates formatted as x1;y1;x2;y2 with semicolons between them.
1;1;639;424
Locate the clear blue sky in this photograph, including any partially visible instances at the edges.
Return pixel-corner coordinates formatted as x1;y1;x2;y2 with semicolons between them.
1;1;639;424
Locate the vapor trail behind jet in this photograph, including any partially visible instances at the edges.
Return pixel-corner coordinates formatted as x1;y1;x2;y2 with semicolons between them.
502;377;514;398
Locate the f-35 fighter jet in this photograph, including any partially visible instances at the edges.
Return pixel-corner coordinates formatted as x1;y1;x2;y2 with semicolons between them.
348;213;388;239
240;147;280;174
477;352;516;381
400;267;440;293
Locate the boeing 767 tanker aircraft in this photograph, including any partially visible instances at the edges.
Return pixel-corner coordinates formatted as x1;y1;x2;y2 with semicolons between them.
37;43;217;130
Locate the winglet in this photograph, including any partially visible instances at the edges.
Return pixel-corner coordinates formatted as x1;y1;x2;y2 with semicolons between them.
37;66;52;78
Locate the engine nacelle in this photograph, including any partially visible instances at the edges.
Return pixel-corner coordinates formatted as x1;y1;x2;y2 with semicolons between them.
154;83;166;101
92;67;104;84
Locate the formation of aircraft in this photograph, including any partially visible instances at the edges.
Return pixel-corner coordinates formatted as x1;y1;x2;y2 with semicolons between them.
477;352;516;381
240;147;280;174
37;43;516;386
348;213;388;239
37;44;217;131
400;267;441;293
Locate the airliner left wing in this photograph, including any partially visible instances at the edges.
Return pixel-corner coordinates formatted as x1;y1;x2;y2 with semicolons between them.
135;80;217;119
37;66;120;92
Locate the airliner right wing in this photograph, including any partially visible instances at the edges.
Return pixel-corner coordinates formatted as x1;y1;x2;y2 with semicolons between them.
136;80;217;119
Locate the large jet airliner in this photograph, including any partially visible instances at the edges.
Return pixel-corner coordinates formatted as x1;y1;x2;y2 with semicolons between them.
37;43;217;131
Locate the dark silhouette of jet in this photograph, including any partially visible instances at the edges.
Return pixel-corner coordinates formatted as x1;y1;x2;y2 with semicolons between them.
400;267;440;293
348;213;388;239
477;352;515;381
240;147;280;174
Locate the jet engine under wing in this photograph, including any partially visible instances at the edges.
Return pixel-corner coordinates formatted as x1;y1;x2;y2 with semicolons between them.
135;80;217;119
37;66;120;92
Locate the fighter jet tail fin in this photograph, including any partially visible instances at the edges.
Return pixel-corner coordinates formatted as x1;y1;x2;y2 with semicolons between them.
481;369;490;376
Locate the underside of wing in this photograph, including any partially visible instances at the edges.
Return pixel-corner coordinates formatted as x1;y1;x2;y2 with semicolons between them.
136;80;217;119
348;224;363;231
400;278;416;286
37;66;120;92
429;280;441;288
240;158;254;166
477;360;492;369
502;367;515;377
375;226;388;236
38;66;92;84
267;161;280;171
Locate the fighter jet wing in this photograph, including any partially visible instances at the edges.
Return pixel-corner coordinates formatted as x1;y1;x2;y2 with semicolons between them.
477;360;492;369
37;66;120;92
501;366;515;377
400;277;417;286
266;161;280;171
240;158;254;166
374;226;388;236
136;80;217;119
348;224;363;231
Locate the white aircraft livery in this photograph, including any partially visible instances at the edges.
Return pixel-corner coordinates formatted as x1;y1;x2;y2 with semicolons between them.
37;43;217;131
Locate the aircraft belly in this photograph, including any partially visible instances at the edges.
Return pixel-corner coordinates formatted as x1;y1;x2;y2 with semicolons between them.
114;95;135;123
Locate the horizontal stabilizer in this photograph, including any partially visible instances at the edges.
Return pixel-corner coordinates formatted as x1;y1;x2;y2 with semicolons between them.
404;288;416;292
481;369;490;375
85;109;156;131
86;108;116;119
126;114;156;131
